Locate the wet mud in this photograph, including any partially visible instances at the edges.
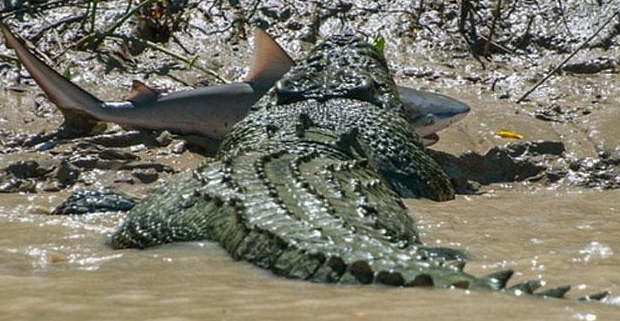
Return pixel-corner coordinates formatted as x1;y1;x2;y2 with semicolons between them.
1;0;620;320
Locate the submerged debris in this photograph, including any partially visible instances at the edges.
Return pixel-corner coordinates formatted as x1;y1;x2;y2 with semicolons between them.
51;189;137;215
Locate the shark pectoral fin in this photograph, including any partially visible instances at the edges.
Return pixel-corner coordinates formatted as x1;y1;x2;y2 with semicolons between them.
244;28;295;86
125;80;160;103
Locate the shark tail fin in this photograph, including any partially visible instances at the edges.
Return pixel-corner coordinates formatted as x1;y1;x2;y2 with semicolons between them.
244;28;294;87
0;22;101;132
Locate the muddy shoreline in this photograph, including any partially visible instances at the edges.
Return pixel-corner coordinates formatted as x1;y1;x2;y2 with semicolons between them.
1;0;619;199
1;1;620;320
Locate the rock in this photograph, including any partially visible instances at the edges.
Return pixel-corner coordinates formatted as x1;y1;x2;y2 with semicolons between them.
171;141;187;154
0;178;36;193
564;152;620;189
119;161;174;173
5;160;46;179
562;57;618;74
54;161;80;188
431;141;620;192
98;148;139;160
132;168;159;184
178;134;220;155
155;131;173;147
70;156;98;170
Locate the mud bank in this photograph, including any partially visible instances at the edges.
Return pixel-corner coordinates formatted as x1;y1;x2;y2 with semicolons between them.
1;1;620;320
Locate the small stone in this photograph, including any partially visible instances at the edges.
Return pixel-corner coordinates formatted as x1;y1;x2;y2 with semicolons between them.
6;160;42;179
156;131;173;147
55;161;80;187
99;149;138;160
171;141;187;154
70;157;98;169
132;168;159;184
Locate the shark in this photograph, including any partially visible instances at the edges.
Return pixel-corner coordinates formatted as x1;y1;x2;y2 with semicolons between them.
398;85;470;145
0;22;469;145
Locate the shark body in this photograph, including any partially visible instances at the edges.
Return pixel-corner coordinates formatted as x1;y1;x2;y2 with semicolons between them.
1;22;469;144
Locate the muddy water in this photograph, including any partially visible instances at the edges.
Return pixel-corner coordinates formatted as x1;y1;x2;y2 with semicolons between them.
2;51;620;321
0;189;619;321
2;0;620;319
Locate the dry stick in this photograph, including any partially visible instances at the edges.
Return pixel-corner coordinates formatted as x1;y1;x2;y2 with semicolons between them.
28;14;86;43
484;0;502;56
0;0;78;15
516;11;620;104
0;52;18;62
74;0;157;49
556;0;574;38
108;34;231;84
89;0;98;35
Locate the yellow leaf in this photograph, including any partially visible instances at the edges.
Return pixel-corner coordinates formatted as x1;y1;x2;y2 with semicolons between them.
496;130;523;140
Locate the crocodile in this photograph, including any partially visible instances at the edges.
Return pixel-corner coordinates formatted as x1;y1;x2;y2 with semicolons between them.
108;33;598;298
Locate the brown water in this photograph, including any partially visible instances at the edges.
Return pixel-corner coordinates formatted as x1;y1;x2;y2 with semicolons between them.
2;56;620;321
2;1;620;318
0;188;619;321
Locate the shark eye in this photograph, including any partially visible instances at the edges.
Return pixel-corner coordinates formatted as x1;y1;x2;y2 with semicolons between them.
424;115;435;126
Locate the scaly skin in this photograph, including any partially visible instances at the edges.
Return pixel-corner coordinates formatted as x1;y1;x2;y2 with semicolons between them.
109;35;577;295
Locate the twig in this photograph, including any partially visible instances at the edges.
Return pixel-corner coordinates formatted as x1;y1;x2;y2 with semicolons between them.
108;34;230;84
479;35;514;55
517;11;620;103
89;0;98;35
483;0;502;57
124;0;135;14
556;0;574;38
0;52;18;62
28;14;85;43
74;0;158;50
0;0;86;15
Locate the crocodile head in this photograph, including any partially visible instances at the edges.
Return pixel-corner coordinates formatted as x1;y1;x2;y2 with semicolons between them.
274;34;403;112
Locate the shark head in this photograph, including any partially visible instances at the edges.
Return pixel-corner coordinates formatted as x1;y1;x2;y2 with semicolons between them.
397;85;471;146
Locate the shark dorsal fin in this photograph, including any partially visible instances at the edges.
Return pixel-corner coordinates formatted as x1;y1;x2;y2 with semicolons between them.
244;28;295;85
126;80;159;103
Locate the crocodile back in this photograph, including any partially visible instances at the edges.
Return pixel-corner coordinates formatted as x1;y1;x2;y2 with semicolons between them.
109;35;503;289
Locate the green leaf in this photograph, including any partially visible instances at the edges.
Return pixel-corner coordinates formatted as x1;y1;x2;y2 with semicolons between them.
62;62;75;80
372;35;386;54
